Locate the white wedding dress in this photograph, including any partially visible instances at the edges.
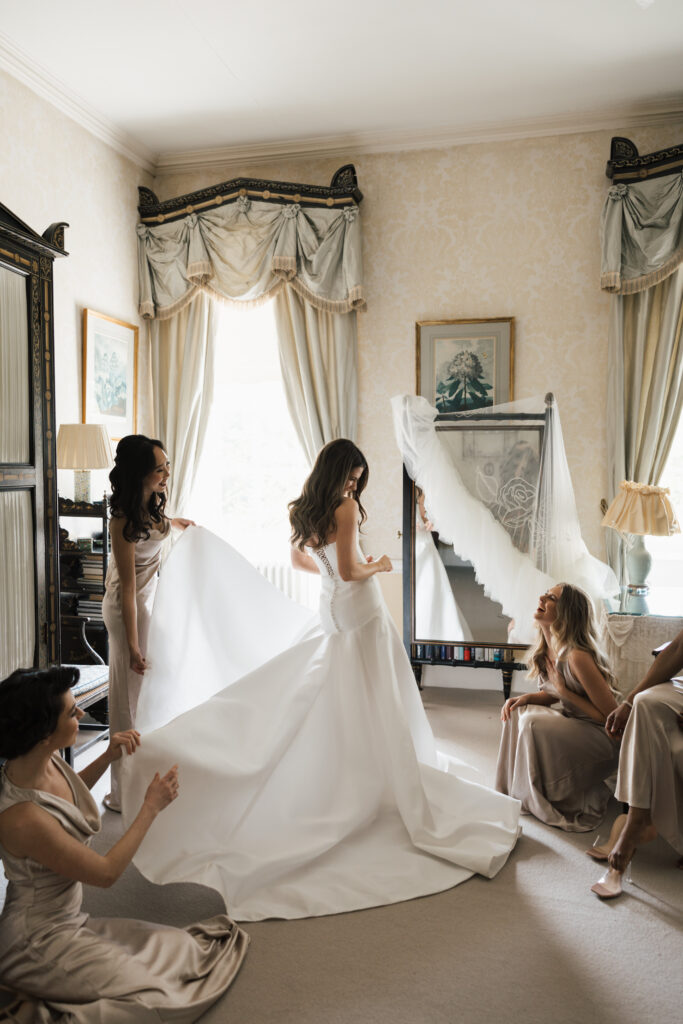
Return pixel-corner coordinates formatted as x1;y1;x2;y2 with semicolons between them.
121;528;520;921
415;523;473;641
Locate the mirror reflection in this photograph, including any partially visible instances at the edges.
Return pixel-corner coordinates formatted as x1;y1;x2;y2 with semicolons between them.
414;425;543;645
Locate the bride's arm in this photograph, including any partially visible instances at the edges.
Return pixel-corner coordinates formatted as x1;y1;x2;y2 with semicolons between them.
335;499;391;582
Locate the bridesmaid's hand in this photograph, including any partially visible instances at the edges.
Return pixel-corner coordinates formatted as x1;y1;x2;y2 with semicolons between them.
501;693;532;722
129;646;147;675
171;517;196;530
605;701;632;738
144;766;180;814
107;730;141;763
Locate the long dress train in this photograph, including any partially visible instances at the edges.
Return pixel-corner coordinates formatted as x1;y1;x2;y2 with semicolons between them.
121;527;520;921
0;757;248;1022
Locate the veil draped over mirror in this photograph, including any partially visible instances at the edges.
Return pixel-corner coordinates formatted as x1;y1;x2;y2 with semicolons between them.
392;394;617;643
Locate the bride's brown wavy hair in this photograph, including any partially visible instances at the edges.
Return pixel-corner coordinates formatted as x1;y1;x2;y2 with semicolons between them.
109;434;169;543
527;582;616;689
289;439;369;550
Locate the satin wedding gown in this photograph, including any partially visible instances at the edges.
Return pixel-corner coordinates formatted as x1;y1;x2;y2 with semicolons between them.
121;528;520;921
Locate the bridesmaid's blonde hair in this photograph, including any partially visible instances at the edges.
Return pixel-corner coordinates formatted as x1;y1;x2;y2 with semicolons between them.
527;583;616;688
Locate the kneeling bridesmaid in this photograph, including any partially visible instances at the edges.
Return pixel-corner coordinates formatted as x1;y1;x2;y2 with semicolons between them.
495;584;620;831
0;666;248;1021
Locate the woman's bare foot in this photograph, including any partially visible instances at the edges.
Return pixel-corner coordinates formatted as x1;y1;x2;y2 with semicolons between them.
586;813;627;861
608;807;657;873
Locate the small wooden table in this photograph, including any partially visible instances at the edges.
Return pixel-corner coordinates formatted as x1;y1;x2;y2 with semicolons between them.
64;664;109;766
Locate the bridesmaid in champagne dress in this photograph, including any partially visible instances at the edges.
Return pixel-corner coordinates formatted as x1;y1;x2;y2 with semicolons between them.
0;666;248;1022
102;434;193;811
496;583;620;831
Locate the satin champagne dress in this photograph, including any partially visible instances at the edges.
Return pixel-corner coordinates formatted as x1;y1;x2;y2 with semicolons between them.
102;525;165;808
0;755;249;1022
615;681;683;854
495;660;620;831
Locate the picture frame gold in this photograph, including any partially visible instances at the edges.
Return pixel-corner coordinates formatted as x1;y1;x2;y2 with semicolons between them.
416;317;514;413
82;309;138;441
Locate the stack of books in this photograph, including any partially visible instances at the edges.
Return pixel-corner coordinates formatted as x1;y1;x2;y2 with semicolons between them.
77;593;104;622
79;552;103;584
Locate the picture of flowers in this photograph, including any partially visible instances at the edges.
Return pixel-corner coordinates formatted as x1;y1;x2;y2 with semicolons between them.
434;335;495;412
417;318;514;415
82;309;138;440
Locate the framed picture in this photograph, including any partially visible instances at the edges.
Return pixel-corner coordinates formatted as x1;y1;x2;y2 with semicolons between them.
416;318;514;413
82;309;138;440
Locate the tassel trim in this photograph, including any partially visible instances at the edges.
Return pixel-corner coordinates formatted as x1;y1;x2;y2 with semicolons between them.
601;247;683;294
142;280;366;320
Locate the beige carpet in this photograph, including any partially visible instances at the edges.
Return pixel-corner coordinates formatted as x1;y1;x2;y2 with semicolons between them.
2;688;681;1023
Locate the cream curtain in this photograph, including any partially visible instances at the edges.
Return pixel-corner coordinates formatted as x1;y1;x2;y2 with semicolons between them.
602;163;683;577
150;293;218;516
274;286;357;464
0;266;29;463
0;490;35;678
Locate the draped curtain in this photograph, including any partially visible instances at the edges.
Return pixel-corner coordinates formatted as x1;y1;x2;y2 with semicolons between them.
137;186;364;511
601;162;683;578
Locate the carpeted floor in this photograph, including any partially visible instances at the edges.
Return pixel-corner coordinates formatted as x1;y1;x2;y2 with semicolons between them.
2;688;681;1023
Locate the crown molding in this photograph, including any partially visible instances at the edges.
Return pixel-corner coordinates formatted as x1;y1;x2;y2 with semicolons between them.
0;30;157;174
155;99;683;177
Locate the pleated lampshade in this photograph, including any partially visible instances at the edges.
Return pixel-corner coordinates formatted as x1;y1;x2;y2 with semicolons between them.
56;423;113;470
601;480;680;537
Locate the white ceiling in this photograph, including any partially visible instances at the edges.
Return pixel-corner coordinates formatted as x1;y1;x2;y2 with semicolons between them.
1;0;683;171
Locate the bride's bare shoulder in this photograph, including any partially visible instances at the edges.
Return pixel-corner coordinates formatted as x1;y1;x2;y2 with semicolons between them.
335;497;359;522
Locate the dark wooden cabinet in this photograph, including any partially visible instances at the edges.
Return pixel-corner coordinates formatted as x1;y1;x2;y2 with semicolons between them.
0;203;67;676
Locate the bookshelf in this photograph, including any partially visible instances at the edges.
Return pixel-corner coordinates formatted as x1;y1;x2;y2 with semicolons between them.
58;496;109;665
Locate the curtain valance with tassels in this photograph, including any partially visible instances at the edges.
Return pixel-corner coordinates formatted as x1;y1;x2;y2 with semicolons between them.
600;138;683;295
136;168;366;320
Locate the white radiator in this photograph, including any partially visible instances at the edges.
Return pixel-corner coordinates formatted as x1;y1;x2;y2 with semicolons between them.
256;561;320;610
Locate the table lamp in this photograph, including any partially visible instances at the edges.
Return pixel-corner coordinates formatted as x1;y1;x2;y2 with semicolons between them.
601;480;680;614
56;423;113;503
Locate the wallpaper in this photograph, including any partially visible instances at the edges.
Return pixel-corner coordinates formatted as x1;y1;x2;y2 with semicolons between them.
156;121;683;564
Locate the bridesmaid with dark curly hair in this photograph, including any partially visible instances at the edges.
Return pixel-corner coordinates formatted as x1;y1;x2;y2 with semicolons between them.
103;435;194;811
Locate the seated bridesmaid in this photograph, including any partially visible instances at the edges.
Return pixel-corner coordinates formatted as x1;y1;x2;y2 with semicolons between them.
0;666;248;1021
495;584;620;831
590;628;683;898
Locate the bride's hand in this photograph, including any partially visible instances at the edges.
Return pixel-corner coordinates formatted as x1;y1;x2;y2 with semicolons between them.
375;555;392;573
171;517;196;530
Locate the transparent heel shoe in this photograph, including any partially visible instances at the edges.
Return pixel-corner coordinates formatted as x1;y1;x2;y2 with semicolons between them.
586;813;627;861
591;862;632;899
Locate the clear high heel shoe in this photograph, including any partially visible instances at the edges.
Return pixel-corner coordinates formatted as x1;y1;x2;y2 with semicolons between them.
586;813;627;861
591;861;632;899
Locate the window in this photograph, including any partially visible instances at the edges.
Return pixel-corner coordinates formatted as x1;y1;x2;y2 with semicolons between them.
189;300;319;608
643;413;683;615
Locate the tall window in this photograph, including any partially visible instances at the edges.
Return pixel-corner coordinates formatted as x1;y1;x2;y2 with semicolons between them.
644;414;683;614
189;300;319;607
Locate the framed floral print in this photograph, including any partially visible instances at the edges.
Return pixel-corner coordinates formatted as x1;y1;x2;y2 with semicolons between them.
416;318;514;414
82;309;138;440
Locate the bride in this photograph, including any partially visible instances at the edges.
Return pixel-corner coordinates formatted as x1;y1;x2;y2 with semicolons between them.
121;439;520;921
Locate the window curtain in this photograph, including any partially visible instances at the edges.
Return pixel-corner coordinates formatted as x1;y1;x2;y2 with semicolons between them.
150;292;218;516
601;159;683;578
137;177;364;502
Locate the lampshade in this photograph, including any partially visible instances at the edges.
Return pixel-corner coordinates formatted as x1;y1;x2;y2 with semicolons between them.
601;480;680;537
56;423;113;470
